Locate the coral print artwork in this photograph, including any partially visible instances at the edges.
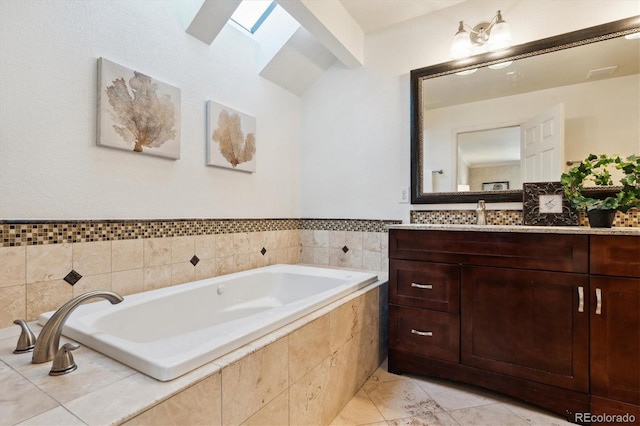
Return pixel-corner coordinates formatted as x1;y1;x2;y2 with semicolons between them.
206;101;256;173
97;58;181;159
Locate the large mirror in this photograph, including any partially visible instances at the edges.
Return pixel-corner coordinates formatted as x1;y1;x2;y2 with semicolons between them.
411;16;640;204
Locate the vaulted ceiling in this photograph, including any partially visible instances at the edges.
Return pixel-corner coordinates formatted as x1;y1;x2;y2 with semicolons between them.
186;0;465;95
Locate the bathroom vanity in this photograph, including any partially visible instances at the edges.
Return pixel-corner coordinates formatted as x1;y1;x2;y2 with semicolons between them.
387;225;639;423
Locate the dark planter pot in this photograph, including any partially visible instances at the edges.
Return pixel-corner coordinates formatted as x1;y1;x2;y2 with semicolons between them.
587;209;617;228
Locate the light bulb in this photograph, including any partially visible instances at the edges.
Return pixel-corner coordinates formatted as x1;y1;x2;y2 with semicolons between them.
450;22;472;59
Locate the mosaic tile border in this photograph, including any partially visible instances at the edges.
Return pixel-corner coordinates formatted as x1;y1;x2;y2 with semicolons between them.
300;219;402;233
411;210;523;226
411;209;640;228
0;219;300;247
0;218;402;247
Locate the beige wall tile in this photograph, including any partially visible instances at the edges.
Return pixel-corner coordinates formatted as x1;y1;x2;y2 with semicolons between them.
249;231;266;253
195;258;216;280
215;256;234;276
26;244;72;284
112;239;143;272
249;252;266;269
329;248;362;270
346;232;363;251
26;280;73;319
72;273;112;297
216;234;235;258
241;390;289;426
195;234;216;259
234;232;250;254
289;315;331;383
300;230;315;248
330;294;366;352
313;247;329;265
172;262;195;285
221;337;288;425
329;231;346;249
143;265;172;291
0;285;26;327
144;238;171;267
363;232;382;252
300;246;314;264
112;269;144;296
234;253;251;272
313;230;329;248
73;241;111;276
171;236;195;264
125;373;221;426
363;250;382;271
0;246;26;287
289;356;333;425
262;231;277;252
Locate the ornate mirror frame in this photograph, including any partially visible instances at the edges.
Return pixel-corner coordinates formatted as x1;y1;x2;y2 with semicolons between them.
411;16;640;204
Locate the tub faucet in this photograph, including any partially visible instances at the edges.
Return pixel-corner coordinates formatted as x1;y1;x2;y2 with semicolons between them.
476;200;487;225
32;290;123;364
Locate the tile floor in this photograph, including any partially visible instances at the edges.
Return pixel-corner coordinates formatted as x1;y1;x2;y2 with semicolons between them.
330;360;574;426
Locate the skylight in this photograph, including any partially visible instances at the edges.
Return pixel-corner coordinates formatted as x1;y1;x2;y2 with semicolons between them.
230;0;276;34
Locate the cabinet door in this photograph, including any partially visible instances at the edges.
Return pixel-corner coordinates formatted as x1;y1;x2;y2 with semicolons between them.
461;266;589;392
590;276;640;406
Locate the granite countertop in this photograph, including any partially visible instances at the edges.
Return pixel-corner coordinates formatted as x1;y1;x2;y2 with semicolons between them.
387;223;640;236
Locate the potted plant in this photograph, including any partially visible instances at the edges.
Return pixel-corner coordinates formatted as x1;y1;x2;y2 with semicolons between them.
561;154;640;227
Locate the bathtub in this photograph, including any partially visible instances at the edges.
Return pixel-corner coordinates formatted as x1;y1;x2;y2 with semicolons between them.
38;264;377;381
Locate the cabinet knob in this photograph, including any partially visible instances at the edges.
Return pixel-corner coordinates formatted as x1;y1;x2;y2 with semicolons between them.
411;329;433;337
411;283;433;289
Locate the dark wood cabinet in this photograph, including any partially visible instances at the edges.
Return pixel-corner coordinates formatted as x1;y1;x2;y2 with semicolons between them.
589;235;640;421
388;228;639;423
461;266;589;392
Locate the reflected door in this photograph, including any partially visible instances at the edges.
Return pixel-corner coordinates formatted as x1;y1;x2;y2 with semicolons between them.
521;103;565;182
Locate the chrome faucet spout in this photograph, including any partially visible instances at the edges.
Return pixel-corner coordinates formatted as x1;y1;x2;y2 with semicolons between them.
32;290;123;364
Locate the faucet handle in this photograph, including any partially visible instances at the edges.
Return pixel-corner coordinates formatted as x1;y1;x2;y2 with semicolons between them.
13;319;36;354
49;342;79;376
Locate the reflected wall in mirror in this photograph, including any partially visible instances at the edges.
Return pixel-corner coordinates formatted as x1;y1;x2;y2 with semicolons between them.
457;126;520;192
411;16;640;204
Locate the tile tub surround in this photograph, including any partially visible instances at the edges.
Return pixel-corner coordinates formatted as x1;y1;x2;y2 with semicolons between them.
411;208;640;227
0;279;385;425
0;218;398;328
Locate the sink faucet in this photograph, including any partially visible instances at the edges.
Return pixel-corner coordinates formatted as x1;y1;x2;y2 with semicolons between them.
476;200;487;225
32;290;123;364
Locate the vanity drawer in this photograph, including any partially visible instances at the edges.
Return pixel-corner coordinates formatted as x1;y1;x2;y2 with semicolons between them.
390;229;588;273
389;305;460;363
590;235;640;278
389;260;459;313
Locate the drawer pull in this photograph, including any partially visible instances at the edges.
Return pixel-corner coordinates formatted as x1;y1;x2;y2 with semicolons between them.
411;283;433;290
577;286;584;313
595;288;602;315
411;329;433;337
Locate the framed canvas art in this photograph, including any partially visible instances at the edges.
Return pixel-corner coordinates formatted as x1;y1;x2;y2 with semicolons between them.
206;101;256;173
97;58;181;159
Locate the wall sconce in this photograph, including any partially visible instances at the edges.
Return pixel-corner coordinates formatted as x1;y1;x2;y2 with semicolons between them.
449;10;512;59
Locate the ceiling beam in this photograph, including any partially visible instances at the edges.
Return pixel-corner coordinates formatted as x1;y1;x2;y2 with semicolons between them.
277;0;364;68
186;0;242;45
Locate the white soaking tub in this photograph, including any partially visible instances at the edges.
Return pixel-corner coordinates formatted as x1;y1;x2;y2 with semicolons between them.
38;264;377;381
